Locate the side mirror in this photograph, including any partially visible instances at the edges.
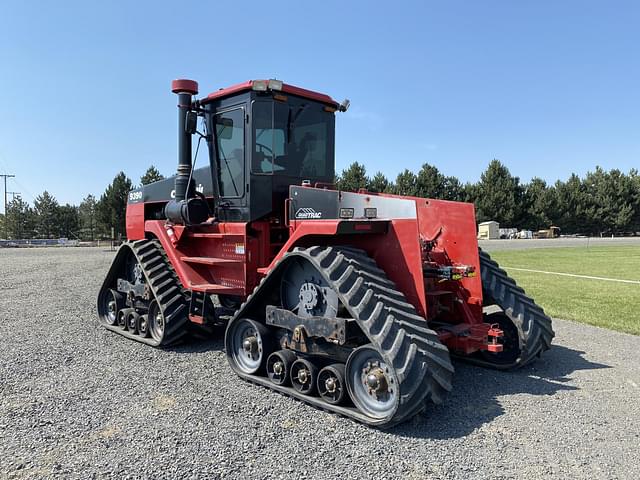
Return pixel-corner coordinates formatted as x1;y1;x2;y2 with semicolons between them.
185;111;198;135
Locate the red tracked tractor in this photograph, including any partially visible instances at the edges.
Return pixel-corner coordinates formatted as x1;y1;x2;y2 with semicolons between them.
97;78;554;427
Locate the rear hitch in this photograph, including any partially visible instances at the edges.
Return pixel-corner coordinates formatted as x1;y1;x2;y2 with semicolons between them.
486;324;504;353
437;322;504;354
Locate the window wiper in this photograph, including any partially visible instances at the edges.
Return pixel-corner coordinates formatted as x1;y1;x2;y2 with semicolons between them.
218;143;240;197
287;104;308;143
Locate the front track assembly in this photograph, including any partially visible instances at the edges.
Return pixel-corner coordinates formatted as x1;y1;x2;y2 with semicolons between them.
225;246;454;428
97;239;189;346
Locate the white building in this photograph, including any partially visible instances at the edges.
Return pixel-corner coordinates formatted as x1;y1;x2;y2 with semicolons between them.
478;221;500;240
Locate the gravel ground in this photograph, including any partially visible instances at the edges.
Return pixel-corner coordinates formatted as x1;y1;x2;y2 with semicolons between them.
1;247;639;479
479;236;640;251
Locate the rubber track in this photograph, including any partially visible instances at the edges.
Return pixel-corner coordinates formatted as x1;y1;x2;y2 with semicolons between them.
97;239;189;347
225;246;454;428
462;248;555;369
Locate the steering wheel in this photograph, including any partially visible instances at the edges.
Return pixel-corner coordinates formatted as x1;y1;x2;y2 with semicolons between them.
256;143;274;159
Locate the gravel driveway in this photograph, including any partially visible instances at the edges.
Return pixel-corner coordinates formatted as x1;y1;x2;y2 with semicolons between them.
1;247;638;479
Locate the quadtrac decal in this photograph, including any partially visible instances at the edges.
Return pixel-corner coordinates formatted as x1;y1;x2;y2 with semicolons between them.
295;207;323;219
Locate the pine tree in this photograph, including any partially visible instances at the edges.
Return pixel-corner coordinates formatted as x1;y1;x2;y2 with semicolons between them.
416;164;445;198
475;160;524;226
337;162;369;191
5;196;35;239
583;167;636;235
522;178;557;231
140;165;165;185
57;204;80;238
33;191;60;238
368;172;390;193
97;172;133;239
554;174;587;234
630;169;640;233
393;169;419;196
79;194;98;241
443;176;465;201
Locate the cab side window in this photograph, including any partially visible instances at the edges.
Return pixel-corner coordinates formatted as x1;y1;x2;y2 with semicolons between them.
216;108;245;197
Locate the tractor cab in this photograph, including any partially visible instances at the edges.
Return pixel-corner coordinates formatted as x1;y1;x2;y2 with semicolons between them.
199;80;344;222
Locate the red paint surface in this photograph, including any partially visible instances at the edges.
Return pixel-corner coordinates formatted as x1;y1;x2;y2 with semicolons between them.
171;79;198;95
145;220;249;296
134;189;488;349
201;80;339;107
125;203;145;240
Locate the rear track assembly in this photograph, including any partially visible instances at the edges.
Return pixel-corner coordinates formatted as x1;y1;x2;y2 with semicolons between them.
461;248;555;369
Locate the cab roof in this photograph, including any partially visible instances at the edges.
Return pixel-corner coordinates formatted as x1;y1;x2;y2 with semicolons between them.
200;80;339;108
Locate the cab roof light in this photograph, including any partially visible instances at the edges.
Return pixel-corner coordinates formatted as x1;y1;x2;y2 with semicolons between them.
252;80;268;91
252;79;284;92
268;79;283;91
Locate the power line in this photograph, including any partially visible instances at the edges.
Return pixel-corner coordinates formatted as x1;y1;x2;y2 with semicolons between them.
10;177;35;203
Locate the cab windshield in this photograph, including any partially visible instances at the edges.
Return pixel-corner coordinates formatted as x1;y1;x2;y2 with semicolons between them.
252;100;333;178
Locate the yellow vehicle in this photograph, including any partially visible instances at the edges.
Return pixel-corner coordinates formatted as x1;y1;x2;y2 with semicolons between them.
534;226;561;239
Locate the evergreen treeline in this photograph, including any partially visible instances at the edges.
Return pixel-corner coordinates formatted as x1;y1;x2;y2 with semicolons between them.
336;160;640;235
0;166;164;241
2;161;638;239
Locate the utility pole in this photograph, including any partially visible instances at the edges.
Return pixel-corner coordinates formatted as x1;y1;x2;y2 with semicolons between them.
1;174;15;239
6;192;20;241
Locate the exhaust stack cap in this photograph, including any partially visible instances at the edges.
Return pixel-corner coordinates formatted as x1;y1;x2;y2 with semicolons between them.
171;79;199;95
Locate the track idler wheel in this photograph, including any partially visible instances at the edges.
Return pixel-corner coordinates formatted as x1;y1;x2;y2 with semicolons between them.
148;300;165;342
290;358;318;396
346;345;399;420
266;350;297;386
227;318;272;375
137;314;150;338
317;364;346;405
126;311;140;334
118;308;134;330
105;289;123;326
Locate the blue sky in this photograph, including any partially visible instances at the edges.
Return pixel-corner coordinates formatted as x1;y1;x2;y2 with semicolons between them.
0;1;638;207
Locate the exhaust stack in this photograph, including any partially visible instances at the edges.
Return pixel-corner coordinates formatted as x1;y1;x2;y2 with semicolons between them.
164;79;208;225
172;79;198;202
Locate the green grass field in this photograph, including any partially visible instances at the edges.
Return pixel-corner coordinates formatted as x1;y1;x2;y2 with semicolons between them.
488;246;640;335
